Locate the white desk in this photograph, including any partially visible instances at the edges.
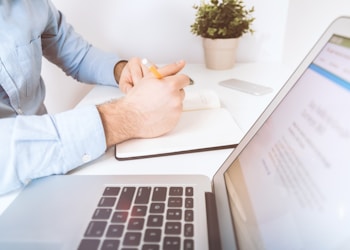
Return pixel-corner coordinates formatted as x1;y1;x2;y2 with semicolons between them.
0;63;292;214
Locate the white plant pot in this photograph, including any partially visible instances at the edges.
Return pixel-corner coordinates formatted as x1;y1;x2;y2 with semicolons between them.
202;38;239;70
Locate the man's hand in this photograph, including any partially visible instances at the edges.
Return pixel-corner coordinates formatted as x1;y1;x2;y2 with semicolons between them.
99;62;190;148
116;57;186;93
114;58;143;93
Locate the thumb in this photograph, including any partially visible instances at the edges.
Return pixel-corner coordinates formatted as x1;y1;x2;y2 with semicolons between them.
157;60;186;77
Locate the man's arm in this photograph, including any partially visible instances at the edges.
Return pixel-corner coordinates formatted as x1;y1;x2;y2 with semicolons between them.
0;106;107;195
0;1;190;195
42;1;121;87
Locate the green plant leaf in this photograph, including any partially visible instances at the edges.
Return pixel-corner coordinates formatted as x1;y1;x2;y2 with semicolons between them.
191;0;255;39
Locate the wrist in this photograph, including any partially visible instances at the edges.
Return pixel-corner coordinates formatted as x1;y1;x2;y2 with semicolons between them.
114;60;128;84
96;99;139;148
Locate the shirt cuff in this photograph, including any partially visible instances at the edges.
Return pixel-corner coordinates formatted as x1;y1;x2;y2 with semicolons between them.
54;105;107;172
77;47;121;87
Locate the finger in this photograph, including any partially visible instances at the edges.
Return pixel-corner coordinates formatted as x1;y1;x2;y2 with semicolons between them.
123;84;133;94
157;60;186;78
128;58;144;84
166;74;192;90
180;88;186;100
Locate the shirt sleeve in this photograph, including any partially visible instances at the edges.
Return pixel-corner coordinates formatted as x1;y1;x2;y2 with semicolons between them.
0;105;107;195
42;0;121;86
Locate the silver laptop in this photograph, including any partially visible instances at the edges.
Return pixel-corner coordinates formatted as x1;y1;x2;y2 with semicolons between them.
1;16;350;250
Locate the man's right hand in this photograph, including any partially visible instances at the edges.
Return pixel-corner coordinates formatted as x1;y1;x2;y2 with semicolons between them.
97;62;191;148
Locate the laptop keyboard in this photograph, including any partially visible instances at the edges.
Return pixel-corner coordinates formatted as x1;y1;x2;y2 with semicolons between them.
78;186;195;250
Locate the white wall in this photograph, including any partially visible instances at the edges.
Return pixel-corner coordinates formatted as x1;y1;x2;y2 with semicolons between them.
44;0;288;113
43;0;350;114
283;0;350;68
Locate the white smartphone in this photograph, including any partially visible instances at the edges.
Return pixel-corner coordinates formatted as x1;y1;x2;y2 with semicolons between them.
219;78;273;96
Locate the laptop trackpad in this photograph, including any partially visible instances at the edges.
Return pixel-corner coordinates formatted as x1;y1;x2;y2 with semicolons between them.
0;176;106;249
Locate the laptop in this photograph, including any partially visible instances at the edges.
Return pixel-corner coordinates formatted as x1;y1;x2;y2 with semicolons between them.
1;16;350;250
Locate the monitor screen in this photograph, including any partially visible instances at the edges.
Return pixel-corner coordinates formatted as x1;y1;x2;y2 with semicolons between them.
224;35;350;249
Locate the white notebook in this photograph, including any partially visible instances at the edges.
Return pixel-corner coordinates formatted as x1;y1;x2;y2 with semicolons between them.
115;89;244;160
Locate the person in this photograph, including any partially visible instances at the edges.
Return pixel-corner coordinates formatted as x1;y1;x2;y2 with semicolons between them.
0;0;190;195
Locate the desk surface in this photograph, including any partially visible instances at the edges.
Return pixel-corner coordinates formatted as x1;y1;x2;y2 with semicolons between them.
0;63;292;214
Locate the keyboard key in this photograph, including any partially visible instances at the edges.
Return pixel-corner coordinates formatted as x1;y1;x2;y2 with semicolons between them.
111;211;128;223
92;208;112;220
184;224;194;237
132;205;147;216
135;187;151;204
149;203;165;213
123;232;141;246
165;222;181;235
103;187;120;196
101;239;120;250
127;218;145;230
185;198;193;208
142;244;160;250
98;197;116;207
166;209;182;220
147;215;163;227
168;197;182;207
144;228;161;242
163;237;180;250
185;187;193;196
184;210;193;222
78;239;100;250
184;239;194;250
152;187;167;201
84;221;107;237
169;187;183;196
116;187;136;210
106;224;124;238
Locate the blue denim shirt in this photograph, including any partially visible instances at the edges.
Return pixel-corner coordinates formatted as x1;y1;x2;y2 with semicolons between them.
0;0;120;194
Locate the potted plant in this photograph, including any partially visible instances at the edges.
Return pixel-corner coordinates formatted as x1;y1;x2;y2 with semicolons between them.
191;0;255;70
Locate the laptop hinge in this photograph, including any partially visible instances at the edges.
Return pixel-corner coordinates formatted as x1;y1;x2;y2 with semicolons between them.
205;192;222;250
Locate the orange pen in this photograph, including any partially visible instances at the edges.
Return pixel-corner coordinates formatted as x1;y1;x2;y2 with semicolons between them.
142;58;163;79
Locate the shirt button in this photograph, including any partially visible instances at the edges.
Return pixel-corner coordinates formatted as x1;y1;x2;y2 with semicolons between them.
82;154;92;163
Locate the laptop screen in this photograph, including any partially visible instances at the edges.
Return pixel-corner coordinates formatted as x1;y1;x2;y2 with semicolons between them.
224;35;350;249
